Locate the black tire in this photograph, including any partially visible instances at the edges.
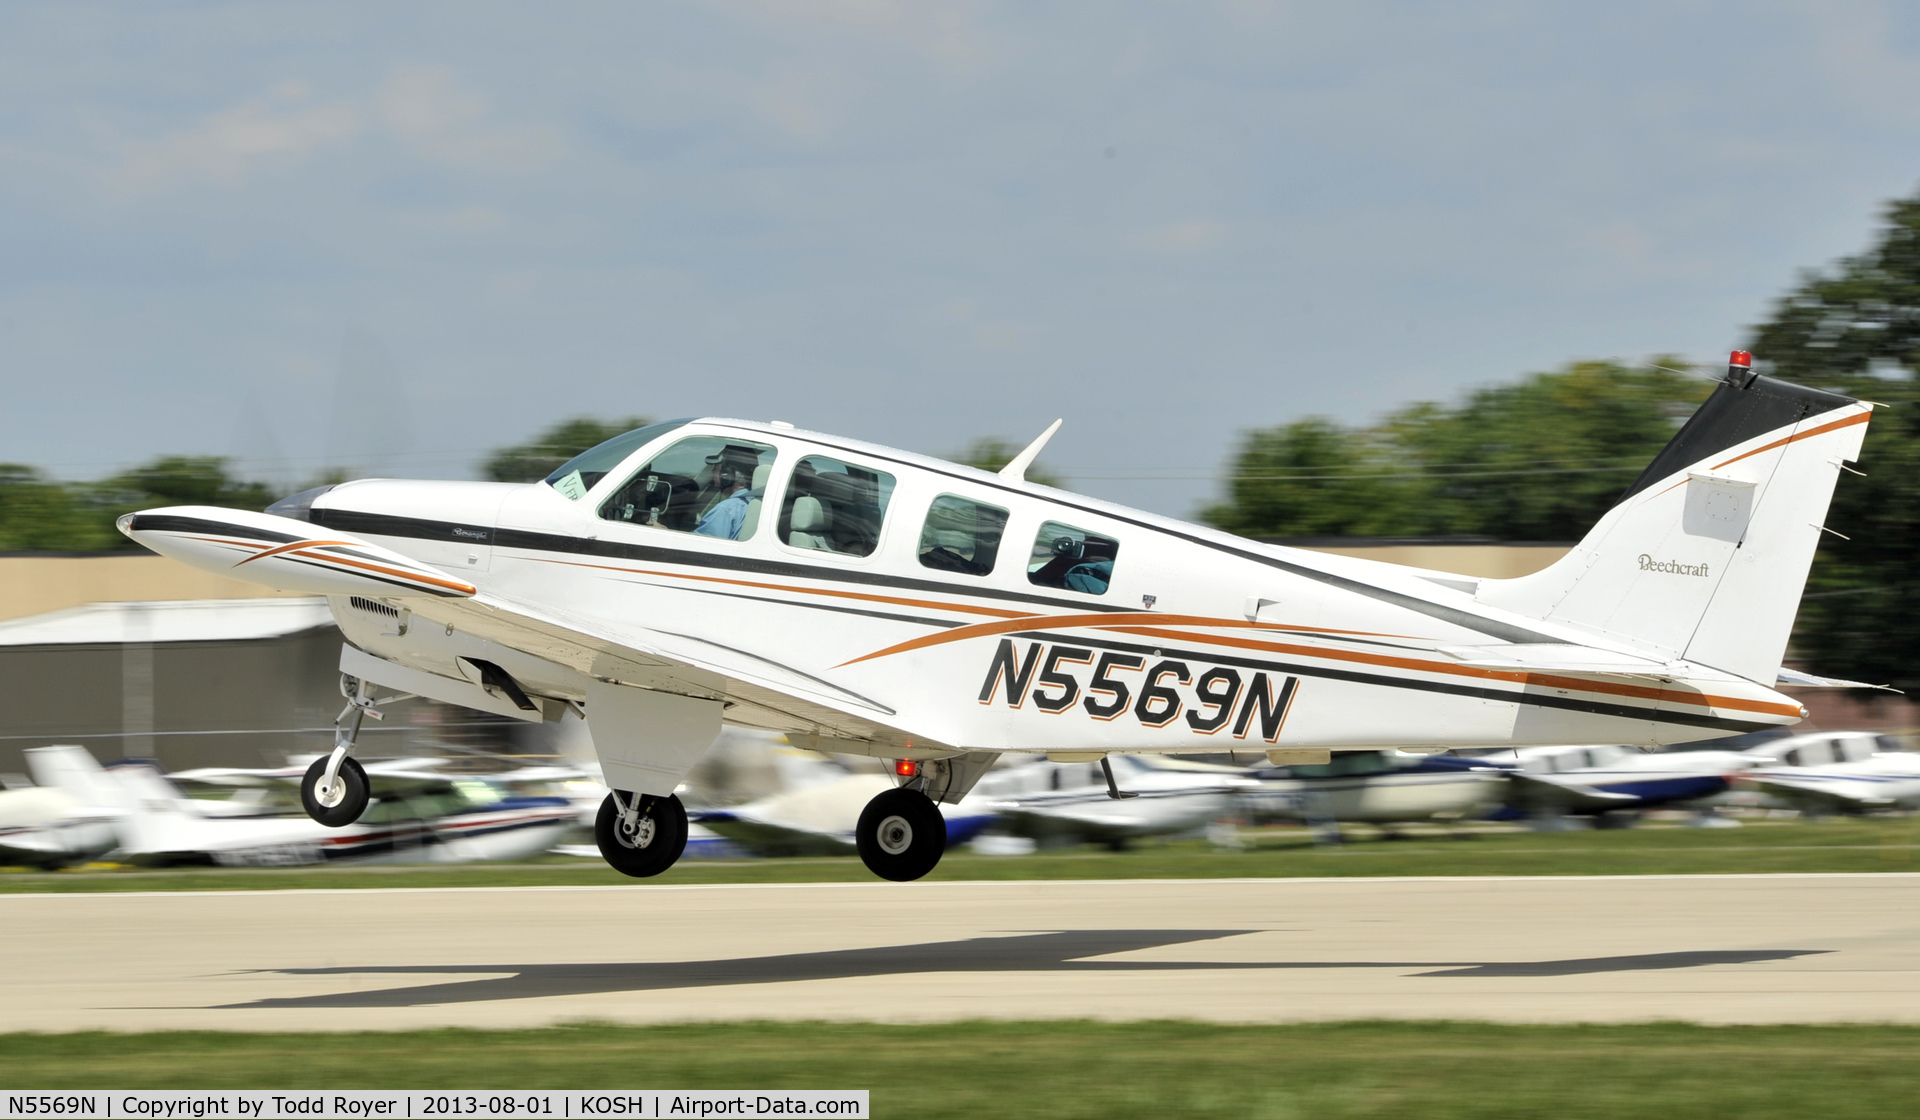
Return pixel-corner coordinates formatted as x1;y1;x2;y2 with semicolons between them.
300;756;370;827
595;792;689;878
856;787;946;882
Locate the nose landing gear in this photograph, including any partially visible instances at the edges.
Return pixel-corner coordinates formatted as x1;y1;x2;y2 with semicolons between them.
300;674;388;827
595;791;689;877
855;787;946;881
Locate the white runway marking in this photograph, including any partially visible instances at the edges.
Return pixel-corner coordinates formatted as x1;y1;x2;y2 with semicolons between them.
4;875;1916;1030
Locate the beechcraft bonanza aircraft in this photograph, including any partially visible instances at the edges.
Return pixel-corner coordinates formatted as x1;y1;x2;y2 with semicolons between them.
122;351;1871;881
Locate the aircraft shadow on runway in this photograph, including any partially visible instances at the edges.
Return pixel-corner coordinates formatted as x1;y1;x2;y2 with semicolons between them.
213;930;1830;1009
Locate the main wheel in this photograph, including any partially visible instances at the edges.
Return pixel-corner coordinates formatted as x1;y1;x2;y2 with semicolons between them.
301;756;370;827
856;787;946;882
595;792;688;878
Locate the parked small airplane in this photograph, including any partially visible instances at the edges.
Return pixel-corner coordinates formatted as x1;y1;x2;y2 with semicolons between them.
121;352;1872;880
1239;750;1510;828
31;746;576;866
968;754;1251;849
0;748;122;867
1736;731;1920;814
1476;742;1757;822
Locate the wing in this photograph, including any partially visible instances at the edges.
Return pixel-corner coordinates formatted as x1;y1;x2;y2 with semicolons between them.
1741;772;1897;813
1502;772;1643;814
387;587;947;757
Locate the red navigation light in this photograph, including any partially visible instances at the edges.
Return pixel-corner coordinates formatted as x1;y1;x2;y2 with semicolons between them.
894;759;919;777
1729;350;1753;369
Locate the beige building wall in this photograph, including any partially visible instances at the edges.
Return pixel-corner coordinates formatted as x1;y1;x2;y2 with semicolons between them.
0;555;306;623
1294;543;1570;579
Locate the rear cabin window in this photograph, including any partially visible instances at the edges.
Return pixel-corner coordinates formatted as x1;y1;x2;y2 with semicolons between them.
1027;520;1118;594
779;454;896;557
598;435;778;542
918;495;1009;576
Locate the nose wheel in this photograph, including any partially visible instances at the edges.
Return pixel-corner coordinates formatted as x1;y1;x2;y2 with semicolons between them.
595;792;689;878
300;755;370;827
856;787;946;881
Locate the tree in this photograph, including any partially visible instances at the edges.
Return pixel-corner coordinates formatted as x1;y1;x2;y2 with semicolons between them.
483;417;652;483
1749;186;1920;688
0;465;112;551
1204;362;1708;540
949;437;1065;489
0;456;281;553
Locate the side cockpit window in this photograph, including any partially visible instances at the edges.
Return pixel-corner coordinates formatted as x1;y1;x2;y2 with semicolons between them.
599;435;777;542
780;454;896;557
918;495;1009;576
1027;520;1118;594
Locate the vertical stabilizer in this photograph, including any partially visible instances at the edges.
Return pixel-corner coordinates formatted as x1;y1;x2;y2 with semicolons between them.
1475;354;1870;683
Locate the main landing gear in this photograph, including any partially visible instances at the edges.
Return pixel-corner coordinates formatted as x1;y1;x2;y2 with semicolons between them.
855;787;947;881
595;791;689;877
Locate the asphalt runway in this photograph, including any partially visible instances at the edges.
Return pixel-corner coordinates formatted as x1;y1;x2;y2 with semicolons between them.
4;874;1917;1031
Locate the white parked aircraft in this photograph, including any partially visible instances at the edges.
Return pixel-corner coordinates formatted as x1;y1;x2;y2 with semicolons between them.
1737;731;1920;813
1239;750;1510;827
970;754;1252;849
0;748;122;867
121;352;1871;880
1476;742;1758;821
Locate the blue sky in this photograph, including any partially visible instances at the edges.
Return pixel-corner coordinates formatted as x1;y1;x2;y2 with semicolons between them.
3;1;1918;515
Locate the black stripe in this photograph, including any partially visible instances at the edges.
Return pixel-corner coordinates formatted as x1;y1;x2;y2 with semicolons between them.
1006;629;1778;735
1617;373;1857;503
128;513;303;544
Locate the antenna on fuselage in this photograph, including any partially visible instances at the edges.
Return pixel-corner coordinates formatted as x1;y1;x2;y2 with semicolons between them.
998;418;1064;483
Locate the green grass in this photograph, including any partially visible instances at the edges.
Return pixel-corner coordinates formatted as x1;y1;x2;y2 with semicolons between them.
3;1021;1918;1118
2;816;1916;893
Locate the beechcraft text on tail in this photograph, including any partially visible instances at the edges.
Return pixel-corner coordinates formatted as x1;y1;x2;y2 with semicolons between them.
121;350;1871;880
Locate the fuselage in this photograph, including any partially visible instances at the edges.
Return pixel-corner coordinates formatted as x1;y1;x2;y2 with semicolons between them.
285;417;1800;756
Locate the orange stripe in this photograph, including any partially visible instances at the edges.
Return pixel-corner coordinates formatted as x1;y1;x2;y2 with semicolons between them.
233;539;358;566
836;612;1421;667
290;549;476;595
1648;408;1872;500
1092;624;1799;717
1712;409;1871;472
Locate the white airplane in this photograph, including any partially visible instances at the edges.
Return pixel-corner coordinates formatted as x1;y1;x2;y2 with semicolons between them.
119;351;1872;880
968;754;1252;849
0;748;122;867
1736;731;1920;814
1239;750;1510;827
1475;742;1758;821
30;746;576;867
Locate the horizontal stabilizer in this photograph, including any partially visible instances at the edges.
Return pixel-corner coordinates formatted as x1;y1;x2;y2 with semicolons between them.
1774;667;1899;692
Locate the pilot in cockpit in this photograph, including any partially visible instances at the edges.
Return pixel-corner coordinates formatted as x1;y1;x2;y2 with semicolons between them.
693;452;758;540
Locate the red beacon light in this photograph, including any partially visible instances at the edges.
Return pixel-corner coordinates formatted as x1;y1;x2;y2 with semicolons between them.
1727;349;1758;388
894;759;919;778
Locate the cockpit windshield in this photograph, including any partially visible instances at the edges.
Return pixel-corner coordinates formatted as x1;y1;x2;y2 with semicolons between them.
544;419;693;499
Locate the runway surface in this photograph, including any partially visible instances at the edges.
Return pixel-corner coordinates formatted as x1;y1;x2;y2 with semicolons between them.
4;874;1917;1031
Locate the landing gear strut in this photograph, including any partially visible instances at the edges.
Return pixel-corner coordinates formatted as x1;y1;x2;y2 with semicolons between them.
595;791;689;877
300;675;382;827
856;787;946;881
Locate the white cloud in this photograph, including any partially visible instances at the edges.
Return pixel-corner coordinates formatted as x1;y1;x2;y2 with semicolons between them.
376;64;564;171
110;85;358;193
1138;219;1229;255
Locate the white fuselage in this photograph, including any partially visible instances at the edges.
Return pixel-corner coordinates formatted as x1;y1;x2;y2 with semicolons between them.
299;419;1801;759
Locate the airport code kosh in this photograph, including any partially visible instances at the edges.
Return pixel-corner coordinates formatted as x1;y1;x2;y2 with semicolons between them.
977;638;1302;742
0;1095;867;1120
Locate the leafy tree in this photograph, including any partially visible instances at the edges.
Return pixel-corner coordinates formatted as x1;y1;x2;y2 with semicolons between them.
1204;362;1708;541
483;417;652;483
0;465;114;551
949;437;1065;489
1749;186;1920;687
